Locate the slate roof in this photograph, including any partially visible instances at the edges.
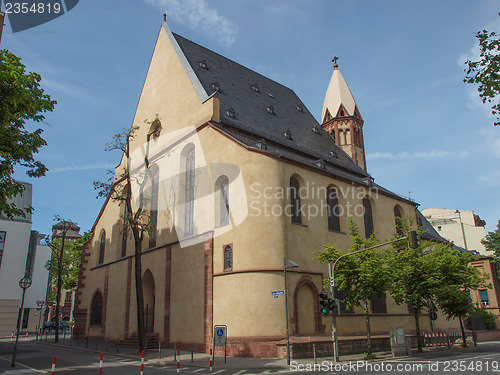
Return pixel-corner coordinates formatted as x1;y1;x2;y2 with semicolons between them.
164;24;415;204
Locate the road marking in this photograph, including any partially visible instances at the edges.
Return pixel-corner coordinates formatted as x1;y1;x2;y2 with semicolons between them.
262;371;271;374
232;370;247;375
191;369;205;373
0;355;46;373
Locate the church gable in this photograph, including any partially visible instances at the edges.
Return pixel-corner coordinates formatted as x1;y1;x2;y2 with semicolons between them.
128;23;218;153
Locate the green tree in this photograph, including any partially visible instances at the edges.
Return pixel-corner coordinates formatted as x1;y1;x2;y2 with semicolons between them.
45;218;76;342
430;245;486;347
315;218;388;354
464;17;500;126
482;220;500;260
0;49;56;218
46;230;92;300
94;120;160;352
387;221;438;352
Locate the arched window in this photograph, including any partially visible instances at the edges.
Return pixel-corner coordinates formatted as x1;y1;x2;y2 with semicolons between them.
290;177;302;224
90;291;103;326
394;206;403;235
363;197;374;238
224;245;232;271
215;176;229;227
327;186;340;232
149;164;159;248
185;148;195;236
98;231;106;264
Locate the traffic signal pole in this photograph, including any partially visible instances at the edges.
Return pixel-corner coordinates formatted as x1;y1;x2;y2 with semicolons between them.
328;233;417;362
328;263;339;362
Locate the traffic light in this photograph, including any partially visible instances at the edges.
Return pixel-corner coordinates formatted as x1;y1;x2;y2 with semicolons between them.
409;231;419;249
319;293;330;315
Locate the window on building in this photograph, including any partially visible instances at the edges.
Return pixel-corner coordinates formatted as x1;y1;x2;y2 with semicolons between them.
215;176;229;227
336;289;353;314
98;231;106;265
363;197;374;238
149;164;159;249
327;187;341;232
90;291;103;326
0;231;6;270
394;206;403;235
290;177;302;224
185;148;195;236
407;301;415;314
480;290;490;307
370;293;387;313
224;245;233;271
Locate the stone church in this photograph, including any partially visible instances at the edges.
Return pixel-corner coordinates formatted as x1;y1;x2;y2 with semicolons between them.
74;17;459;357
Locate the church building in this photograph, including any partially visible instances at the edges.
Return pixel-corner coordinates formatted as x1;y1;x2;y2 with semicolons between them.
74;18;459;357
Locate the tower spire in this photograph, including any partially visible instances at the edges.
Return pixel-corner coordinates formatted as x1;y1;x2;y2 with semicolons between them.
321;59;367;171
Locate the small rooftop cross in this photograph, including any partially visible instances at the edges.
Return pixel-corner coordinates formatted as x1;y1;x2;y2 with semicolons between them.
332;56;339;69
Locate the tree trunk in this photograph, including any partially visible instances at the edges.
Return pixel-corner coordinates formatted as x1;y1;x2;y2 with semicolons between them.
54;231;66;342
459;315;468;348
133;227;146;352
363;299;372;354
414;311;423;352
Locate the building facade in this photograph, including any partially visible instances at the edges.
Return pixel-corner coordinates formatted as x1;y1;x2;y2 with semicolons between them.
74;19;460;357
422;208;488;255
0;183;51;335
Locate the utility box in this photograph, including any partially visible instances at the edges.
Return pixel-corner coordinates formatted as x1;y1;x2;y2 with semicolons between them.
390;327;411;357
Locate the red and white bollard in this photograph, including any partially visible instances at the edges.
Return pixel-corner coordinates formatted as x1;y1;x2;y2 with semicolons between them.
140;350;144;375
11;331;14;341
176;348;180;373
210;348;213;372
98;353;103;375
51;356;56;375
26;331;28;340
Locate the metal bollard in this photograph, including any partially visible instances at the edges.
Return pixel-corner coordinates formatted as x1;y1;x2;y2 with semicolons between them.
191;344;194;362
158;341;161;359
85;336;89;349
313;343;317;364
174;343;177;361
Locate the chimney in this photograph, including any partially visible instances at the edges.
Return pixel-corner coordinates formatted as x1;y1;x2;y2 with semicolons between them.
163;13;167;22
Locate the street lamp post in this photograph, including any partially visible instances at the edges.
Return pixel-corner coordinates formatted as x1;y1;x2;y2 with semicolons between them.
11;276;32;367
284;258;299;365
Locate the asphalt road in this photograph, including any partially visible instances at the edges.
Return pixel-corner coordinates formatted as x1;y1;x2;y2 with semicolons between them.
1;339;500;374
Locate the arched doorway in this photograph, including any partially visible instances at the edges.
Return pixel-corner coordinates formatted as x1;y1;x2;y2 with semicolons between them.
143;269;155;333
293;276;321;335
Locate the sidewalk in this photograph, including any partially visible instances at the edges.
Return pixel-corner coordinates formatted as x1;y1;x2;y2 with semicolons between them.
25;336;497;371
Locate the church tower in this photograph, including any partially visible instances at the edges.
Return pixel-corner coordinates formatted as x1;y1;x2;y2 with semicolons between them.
321;58;367;171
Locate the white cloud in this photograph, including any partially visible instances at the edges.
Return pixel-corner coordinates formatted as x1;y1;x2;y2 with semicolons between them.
478;170;500;187
50;163;116;173
367;150;461;160
479;128;500;159
144;0;237;47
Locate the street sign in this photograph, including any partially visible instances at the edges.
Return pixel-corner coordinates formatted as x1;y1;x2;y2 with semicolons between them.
214;326;226;346
271;290;285;296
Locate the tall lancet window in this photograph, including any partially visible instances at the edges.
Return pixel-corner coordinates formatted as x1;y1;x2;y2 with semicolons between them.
185;148;195;236
215;176;229;227
363;197;374;238
290;177;302;224
327;186;341;232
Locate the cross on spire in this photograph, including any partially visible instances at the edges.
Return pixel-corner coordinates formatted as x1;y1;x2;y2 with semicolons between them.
332;56;339;69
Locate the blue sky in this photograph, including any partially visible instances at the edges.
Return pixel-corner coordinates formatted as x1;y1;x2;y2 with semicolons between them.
2;0;500;238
